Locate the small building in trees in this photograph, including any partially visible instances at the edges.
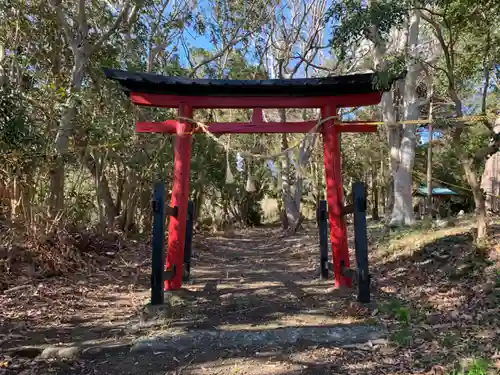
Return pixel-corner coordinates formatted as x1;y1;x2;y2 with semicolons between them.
413;185;460;219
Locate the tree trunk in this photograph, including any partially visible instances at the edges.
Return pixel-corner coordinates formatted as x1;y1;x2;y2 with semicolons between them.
369;5;419;227
281;149;300;233
193;186;204;224
279;110;301;232
139;186;152;233
192;170;206;225
120;170;138;232
0;44;6;85
116;164;125;215
312;158;322;225
456;148;488;238
83;152;118;229
48;158;66;219
374;72;397;219
371;158;380;220
379;156;386;215
48;60;86;219
21;171;35;227
9;175;21;222
390;121;417;227
389;11;421;227
448;80;489;239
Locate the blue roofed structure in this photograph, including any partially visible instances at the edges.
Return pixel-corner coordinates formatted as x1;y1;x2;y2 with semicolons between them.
415;185;457;196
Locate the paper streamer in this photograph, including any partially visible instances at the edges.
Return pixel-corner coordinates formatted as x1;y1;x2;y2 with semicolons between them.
236;152;245;172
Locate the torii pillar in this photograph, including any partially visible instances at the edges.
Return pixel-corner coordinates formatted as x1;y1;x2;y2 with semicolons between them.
322;105;351;288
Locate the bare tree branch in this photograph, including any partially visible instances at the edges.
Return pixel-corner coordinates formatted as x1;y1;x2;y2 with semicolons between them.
418;10;455;88
77;0;88;37
417;66;433;108
187;0;267;77
292;53;334;72
92;0;132;53
146;0;173;72
189;31;252;76
180;35;195;70
480;28;492;129
50;0;78;55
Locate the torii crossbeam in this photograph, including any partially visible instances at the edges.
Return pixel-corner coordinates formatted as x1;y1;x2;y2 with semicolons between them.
104;68;389;292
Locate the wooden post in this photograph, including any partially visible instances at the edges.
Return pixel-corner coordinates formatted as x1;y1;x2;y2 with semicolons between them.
321;106;351;288
318;200;329;279
151;182;165;305
165;104;193;290
352;182;370;303
183;200;195;282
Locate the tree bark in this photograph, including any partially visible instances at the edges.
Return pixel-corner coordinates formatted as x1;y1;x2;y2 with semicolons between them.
119;170;138;232
370;28;398;221
83;152;118;229
449;84;488;239
48;59;85;219
115;165;125;215
280;132;300;230
371;157;380;220
455;143;488;238
139;186;152;233
279;109;301;232
389;11;421;228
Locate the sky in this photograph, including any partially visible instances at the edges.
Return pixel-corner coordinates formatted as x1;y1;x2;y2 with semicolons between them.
173;0;336;77
418;129;442;144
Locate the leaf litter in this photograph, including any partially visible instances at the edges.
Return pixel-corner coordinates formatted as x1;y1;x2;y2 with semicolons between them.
0;220;499;374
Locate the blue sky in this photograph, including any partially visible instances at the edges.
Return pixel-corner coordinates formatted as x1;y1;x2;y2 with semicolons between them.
418;128;442;144
174;0;336;76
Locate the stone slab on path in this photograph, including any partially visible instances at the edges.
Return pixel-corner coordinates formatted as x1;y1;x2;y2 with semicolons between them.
130;324;385;354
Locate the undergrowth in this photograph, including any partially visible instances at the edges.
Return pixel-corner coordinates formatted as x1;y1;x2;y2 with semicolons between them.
450;357;492;375
0;222;124;291
373;220;499;374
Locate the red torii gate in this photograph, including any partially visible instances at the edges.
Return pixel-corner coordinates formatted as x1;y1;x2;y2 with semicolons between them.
104;69;387;291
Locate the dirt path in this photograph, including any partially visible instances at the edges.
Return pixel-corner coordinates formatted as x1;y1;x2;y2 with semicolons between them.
1;223;383;374
159;225;364;331
2;220;498;374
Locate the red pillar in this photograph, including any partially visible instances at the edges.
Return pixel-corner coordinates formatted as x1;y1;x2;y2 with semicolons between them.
165;103;193;290
321;106;352;288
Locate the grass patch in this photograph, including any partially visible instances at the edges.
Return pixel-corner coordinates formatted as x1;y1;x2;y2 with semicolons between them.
378;299;413;324
390;327;413;347
450;357;492;375
374;220;474;259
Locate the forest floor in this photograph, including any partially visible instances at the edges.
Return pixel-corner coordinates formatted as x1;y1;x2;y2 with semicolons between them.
0;217;499;374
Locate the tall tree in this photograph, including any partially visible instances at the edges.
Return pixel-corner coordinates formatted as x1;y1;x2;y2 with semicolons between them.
264;0;328;233
47;0;141;218
328;0;430;227
418;0;500;238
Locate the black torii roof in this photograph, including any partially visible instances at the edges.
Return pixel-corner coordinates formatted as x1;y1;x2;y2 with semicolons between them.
103;68;389;97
